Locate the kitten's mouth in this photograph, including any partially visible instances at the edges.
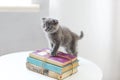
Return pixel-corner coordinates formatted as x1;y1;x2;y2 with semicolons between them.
45;28;54;33
45;28;51;32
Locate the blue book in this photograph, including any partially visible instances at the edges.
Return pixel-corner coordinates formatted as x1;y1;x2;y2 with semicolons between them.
27;57;79;74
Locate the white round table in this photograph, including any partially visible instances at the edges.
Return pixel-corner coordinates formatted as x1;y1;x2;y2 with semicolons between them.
0;51;103;80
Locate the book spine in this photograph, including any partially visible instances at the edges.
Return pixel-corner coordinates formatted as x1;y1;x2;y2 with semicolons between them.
26;62;59;79
26;62;78;80
27;57;62;74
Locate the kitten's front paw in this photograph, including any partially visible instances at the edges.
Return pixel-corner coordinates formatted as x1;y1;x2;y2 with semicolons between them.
51;52;57;56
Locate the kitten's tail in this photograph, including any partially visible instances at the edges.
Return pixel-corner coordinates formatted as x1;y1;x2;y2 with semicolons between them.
79;31;84;40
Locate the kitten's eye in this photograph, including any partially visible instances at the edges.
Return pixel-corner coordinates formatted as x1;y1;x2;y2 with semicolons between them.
52;20;58;25
47;26;50;29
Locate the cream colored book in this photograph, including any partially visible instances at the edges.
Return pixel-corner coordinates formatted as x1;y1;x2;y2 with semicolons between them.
26;62;78;80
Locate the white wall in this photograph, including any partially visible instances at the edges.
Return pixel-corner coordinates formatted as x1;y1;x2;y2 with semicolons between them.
50;0;114;80
111;0;120;80
0;0;49;55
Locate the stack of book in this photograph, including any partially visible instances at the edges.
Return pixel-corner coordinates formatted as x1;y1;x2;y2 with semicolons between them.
26;48;79;80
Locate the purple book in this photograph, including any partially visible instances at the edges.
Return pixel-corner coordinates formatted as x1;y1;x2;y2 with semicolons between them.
29;48;77;66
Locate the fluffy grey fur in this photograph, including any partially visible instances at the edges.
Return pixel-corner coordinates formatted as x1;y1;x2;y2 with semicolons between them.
42;18;83;56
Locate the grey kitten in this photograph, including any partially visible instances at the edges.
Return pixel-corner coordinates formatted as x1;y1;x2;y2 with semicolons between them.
42;18;83;56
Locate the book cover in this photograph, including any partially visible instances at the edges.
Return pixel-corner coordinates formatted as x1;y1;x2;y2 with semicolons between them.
27;57;79;74
29;48;77;67
26;62;77;80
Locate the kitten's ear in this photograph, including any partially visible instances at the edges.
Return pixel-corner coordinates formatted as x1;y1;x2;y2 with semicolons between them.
53;19;58;25
42;18;46;22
